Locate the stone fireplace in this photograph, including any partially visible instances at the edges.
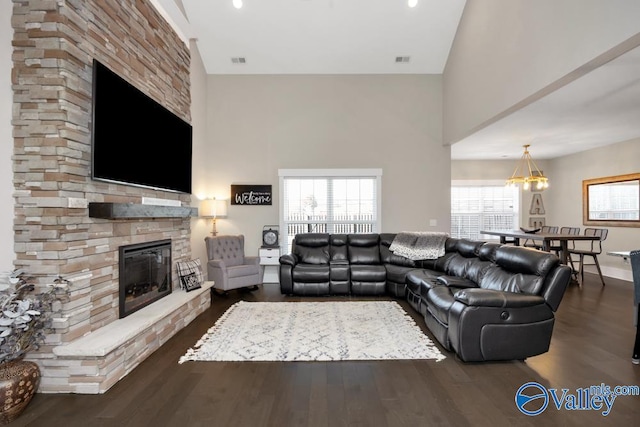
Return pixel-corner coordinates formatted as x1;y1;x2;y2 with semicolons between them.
11;0;206;393
119;240;172;318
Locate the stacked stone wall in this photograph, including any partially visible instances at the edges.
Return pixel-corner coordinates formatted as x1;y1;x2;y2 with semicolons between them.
11;0;194;392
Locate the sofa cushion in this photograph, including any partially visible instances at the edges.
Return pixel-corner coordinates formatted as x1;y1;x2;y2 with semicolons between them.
385;264;418;285
380;233;417;267
454;239;484;258
330;234;348;261
432;252;458;272
406;270;432;294
297;246;330;265
227;263;261;278
445;254;475;277
420;277;441;299
484;246;560;294
292;264;330;282
406;269;442;294
351;265;386;282
348;234;381;265
294;233;330;265
436;275;478;289
477;243;501;262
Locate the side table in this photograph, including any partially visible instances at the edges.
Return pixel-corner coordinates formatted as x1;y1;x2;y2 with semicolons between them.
259;247;280;283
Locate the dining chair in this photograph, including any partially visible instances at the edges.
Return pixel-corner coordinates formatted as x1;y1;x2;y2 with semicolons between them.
523;225;559;250
630;250;640;364
550;226;580;257
567;228;608;286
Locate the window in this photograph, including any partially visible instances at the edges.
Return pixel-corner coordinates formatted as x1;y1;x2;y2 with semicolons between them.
451;181;519;240
584;173;640;226
279;169;382;252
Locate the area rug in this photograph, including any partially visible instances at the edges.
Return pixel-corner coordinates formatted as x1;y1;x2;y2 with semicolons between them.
178;301;445;363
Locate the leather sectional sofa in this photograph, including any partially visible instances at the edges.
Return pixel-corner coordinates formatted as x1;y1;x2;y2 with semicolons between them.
279;233;572;362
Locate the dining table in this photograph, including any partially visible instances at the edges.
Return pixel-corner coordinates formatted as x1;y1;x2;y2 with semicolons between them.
480;229;601;265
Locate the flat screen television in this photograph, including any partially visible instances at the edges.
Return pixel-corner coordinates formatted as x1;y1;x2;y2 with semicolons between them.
91;59;193;194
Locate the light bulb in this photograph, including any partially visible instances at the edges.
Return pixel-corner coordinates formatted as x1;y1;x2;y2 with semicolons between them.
408;0;418;7
536;181;543;190
523;182;530;190
233;0;243;9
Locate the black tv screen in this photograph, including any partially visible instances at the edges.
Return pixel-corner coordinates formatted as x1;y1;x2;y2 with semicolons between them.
91;59;193;194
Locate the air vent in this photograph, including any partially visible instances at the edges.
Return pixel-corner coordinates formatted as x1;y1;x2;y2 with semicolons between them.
231;57;246;64
395;56;411;63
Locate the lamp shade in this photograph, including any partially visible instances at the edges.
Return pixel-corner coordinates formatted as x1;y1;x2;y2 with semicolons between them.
200;198;228;218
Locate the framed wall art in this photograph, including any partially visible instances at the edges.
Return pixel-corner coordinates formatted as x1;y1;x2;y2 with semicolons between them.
231;185;272;206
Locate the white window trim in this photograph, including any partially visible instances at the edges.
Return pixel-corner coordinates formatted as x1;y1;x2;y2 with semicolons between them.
451;179;520;240
278;169;383;250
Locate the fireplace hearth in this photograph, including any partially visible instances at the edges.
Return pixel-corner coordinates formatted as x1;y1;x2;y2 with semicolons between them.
119;239;172;318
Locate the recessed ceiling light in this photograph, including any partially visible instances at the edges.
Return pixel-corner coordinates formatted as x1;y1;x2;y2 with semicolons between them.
408;0;418;8
233;0;243;9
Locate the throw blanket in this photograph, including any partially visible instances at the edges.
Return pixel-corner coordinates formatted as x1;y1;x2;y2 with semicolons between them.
389;232;448;260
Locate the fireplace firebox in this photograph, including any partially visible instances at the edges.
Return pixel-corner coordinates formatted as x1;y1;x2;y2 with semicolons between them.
119;239;172;318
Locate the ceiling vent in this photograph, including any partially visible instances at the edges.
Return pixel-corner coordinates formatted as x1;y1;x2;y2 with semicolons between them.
231;57;246;64
395;56;411;63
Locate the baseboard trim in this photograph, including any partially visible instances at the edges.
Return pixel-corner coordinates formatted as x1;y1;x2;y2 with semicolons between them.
582;265;632;282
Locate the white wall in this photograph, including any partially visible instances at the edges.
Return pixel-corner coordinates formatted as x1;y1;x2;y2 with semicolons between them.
547;139;640;280
195;74;450;257
0;1;14;269
444;0;640;144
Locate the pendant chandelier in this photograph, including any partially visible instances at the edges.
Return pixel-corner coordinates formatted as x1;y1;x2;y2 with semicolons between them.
505;144;549;190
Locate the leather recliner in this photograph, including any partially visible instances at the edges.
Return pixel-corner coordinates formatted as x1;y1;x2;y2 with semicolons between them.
406;239;571;361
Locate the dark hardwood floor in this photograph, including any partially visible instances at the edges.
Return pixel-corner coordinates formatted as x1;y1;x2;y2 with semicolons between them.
12;274;640;426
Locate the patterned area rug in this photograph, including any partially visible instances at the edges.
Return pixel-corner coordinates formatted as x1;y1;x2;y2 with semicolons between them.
178;301;445;363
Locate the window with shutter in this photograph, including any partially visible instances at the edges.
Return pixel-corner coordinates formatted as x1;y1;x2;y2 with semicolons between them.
279;169;382;253
451;181;520;240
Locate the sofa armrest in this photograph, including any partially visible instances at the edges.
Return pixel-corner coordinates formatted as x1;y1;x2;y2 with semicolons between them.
245;256;259;266
280;264;294;294
454;288;546;308
279;253;299;266
207;259;227;290
437;275;477;289
208;259;227;269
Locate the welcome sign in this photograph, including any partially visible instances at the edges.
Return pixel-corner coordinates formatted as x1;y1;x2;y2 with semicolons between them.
231;185;272;205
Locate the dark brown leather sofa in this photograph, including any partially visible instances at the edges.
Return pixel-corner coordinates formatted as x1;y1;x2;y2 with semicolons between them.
279;233;572;362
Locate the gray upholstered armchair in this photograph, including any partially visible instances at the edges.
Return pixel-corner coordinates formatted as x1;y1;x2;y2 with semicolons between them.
205;235;262;294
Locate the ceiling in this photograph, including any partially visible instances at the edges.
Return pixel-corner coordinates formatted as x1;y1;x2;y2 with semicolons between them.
451;44;640;160
161;0;640;161
180;0;467;75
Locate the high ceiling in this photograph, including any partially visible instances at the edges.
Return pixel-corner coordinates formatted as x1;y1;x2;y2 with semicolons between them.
159;0;640;161
180;0;467;75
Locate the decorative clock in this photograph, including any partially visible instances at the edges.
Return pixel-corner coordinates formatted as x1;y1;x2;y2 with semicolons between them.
262;225;279;248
